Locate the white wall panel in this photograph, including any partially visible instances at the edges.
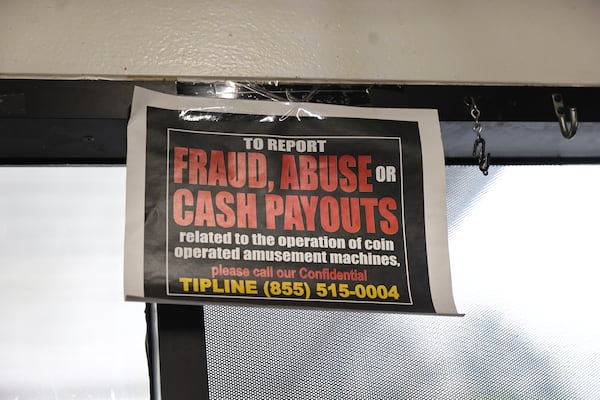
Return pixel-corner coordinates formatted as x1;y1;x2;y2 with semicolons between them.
1;1;599;85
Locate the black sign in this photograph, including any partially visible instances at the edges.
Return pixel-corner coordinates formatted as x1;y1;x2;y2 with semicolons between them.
125;88;457;314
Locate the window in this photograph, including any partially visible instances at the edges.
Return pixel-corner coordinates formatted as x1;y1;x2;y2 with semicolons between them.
1;165;599;399
202;165;600;399
0;167;148;399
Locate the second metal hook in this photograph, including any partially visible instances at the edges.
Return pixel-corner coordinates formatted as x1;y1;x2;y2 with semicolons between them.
472;137;490;176
552;93;578;139
472;136;486;157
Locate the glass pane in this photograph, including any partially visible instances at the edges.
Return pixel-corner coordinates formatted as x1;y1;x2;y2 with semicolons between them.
203;165;600;399
3;165;600;399
0;167;148;399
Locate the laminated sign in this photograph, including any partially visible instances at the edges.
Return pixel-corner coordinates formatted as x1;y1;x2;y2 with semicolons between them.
125;87;457;314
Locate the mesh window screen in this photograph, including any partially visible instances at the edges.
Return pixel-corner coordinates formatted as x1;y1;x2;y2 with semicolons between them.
203;165;600;400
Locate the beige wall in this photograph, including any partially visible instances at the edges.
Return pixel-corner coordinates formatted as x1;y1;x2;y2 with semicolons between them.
1;0;599;85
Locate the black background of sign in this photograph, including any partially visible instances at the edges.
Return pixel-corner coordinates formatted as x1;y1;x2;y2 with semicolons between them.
144;107;434;313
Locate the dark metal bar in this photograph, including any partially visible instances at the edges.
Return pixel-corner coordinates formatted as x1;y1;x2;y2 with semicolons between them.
0;118;126;164
156;304;210;400
1;79;599;121
2;79;600;165
146;303;162;400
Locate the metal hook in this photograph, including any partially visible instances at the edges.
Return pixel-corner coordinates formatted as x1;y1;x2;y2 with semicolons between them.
465;96;491;176
472;136;486;157
472;137;490;176
464;97;479;120
552;93;578;139
478;153;491;176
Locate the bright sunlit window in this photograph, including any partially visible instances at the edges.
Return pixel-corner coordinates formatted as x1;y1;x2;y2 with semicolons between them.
0;167;148;399
1;165;599;399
